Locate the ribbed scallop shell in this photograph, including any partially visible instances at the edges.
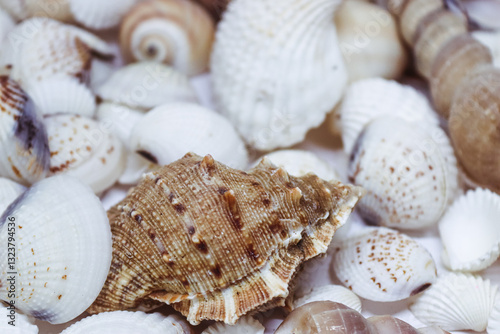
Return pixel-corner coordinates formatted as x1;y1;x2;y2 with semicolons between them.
202;316;264;334
211;0;347;151
410;273;498;332
0;177;25;215
487;295;500;334
0;175;112;324
0;305;38;333
120;0;215;76
333;227;437;302
348;117;457;229
473;30;500;68
69;0;138;30
88;153;363;324
294;284;362;313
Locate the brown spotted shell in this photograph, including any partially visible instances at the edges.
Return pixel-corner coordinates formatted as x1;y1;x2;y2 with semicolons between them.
88;153;363;325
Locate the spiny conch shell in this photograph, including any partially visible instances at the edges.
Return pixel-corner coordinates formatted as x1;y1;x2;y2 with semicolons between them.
410;273;498;332
439;188;500;272
96;62;198;111
0;303;38;334
0;177;25;215
0;76;50;185
339;78;439;155
129;103;249;170
88;153;363;324
464;0;500;30
254;150;339;182
0;175;112;324
202;315;264;334
473;30;500;68
69;0;138;30
211;0;347;151
120;0;215;76
60;311;190;334
333;227;437;302
293;284;362;313
44;114;126;194
334;0;408;82
348;117;458;229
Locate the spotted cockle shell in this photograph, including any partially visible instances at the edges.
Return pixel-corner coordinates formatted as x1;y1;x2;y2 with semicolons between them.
348;117;458;229
120;0;215;76
69;0;138;30
0;304;38;334
60;311;189;334
45;114;126;194
88;153;363;324
0;76;50;185
410;273;498;332
202;315;264;334
439;188;500;272
0;175;112;324
0;178;25;216
129;103;249;170
97;62;197;111
211;0;347;151
333;227;437;302
339;78;439;155
473;30;500;68
294;284;362;313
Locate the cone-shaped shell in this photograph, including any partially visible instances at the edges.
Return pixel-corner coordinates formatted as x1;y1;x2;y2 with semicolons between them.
88;153;363;324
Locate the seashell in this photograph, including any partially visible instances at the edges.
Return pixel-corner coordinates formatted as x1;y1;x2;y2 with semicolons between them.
0;177;25;216
0;0;28;20
348;117;457;229
96;102;145;149
398;0;443;45
211;0;347;151
339;78;439;155
0;303;38;333
439;188;500;272
0;175;112;324
487;295;500;334
69;0;138;30
24;0;73;22
60;311;190;334
473;30;500;68
202;315;264;334
367;315;419;334
410;273;498;332
97;62;197;111
0;7;14;45
255;150;339;182
89;59;115;94
448;65;500;193
430;34;493;118
120;0;215;76
333;227;437;302
294;284;362;313
129;102;249;170
464;0;500;30
88;153;364;324
416;327;451;334
334;0;408;82
118;153;159;186
45;114;126;194
0;76;50;185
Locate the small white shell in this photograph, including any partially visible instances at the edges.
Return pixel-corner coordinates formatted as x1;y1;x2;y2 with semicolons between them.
472;30;500;68
0;175;112;324
202;316;264;334
294;284;362;313
69;0;138;30
60;311;189;334
487;295;500;334
129;102;249;169
0;177;25;215
333;227;437;302
0;304;38;333
410;273;498;332
439;188;500;272
339;78;439;155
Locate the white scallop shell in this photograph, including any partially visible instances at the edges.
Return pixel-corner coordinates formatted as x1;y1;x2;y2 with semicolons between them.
487;295;500;334
472;30;500;68
202;315;264;334
69;0;138;30
60;311;189;334
339;78;439;155
96;62;197;111
410;273;498;332
333;227;437;302
294;284;362;313
211;0;347;150
45;114;126;194
0;304;38;334
0;175;112;324
439;188;500;272
348;117;457;229
0;177;25;215
129;102;249;170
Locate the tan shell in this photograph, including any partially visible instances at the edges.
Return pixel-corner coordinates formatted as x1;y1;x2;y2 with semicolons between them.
399;0;443;45
88;153;363;325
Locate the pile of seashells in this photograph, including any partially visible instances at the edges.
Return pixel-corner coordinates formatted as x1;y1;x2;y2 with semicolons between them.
0;0;500;333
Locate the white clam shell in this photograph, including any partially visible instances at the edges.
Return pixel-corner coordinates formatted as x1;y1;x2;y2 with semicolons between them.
129;102;249;169
472;30;500;68
45;114;126;194
348;117;458;229
333;227;437;302
202;315;264;334
0;175;112;324
294;284;362;313
0;304;38;333
0;177;25;215
60;311;189;334
97;62;197;111
211;0;347;150
339;78;439;155
439;188;500;272
69;0;138;30
410;273;498;332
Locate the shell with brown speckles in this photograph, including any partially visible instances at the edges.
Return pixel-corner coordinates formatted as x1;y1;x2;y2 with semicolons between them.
88;153;363;325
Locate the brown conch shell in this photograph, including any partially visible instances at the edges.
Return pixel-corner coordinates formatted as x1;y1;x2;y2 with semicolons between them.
88;153;363;325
